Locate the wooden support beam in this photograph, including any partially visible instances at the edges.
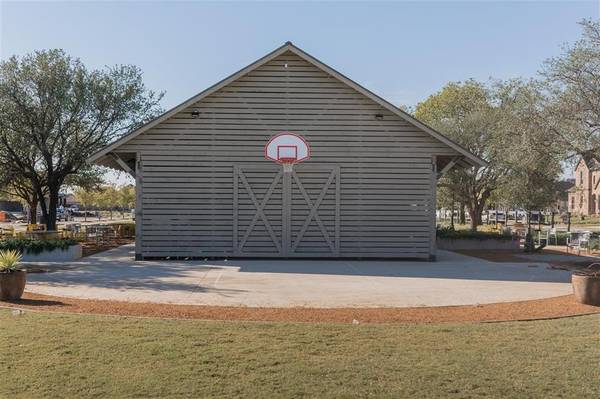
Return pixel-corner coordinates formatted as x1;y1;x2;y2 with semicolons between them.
437;157;461;180
135;152;143;260
430;155;437;260
110;153;135;177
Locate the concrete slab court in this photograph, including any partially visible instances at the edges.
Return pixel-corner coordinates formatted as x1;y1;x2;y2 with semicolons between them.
25;244;573;308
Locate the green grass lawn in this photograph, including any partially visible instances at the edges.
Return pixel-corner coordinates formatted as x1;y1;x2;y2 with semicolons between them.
1;310;599;398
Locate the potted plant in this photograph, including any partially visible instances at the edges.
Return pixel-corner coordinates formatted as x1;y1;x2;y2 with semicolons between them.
0;250;26;300
572;263;600;306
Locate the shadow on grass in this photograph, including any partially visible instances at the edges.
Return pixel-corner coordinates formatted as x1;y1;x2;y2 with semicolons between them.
1;298;66;307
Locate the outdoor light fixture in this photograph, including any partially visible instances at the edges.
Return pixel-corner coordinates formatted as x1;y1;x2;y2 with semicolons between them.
374;113;384;120
191;108;200;118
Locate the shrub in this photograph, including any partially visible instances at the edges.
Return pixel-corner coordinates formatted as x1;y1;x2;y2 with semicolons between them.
0;249;22;273
436;226;513;241
552;232;600;247
554;232;569;246
0;238;78;255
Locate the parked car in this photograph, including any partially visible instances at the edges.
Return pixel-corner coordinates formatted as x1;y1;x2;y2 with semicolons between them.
487;210;506;224
2;212;26;222
71;210;96;217
529;211;546;225
57;207;67;221
507;210;527;222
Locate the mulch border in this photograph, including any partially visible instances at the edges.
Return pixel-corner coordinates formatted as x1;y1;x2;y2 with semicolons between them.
1;292;599;325
81;238;135;257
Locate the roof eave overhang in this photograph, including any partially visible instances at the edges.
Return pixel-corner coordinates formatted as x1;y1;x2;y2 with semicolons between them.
88;42;487;169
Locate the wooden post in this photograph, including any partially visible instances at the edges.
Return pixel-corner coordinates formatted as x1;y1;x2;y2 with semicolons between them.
525;210;533;252
282;165;292;257
430;156;437;260
334;165;340;257
232;165;239;256
135;152;143;260
495;208;498;229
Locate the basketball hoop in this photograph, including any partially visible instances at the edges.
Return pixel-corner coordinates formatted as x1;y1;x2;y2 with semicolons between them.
265;132;310;172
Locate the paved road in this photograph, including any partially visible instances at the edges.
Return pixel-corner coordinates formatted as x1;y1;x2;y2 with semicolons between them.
24;245;574;308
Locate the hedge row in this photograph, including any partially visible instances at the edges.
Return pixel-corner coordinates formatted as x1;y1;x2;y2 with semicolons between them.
0;238;78;255
436;227;513;241
437;227;600;248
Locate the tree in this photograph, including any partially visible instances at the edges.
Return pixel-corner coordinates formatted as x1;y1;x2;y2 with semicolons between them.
493;79;564;205
74;188;100;222
0;170;45;224
436;185;457;228
415;80;508;230
99;185;120;220
500;153;561;251
541;19;600;161
491;79;564;249
64;166;106;193
0;126;47;224
118;185;135;217
0;49;163;230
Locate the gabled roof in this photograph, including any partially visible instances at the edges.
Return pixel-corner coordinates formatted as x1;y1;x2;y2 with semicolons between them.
580;151;600;171
88;42;487;168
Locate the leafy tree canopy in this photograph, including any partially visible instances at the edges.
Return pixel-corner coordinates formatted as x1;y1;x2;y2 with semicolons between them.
0;49;163;229
542;19;600;161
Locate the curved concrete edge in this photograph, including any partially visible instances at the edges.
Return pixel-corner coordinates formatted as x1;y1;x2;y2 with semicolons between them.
22;244;82;262
21;289;575;309
4;293;598;325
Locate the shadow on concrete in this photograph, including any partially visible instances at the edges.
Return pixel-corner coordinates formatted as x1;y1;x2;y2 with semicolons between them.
233;260;572;283
27;244;572;291
27;246;247;297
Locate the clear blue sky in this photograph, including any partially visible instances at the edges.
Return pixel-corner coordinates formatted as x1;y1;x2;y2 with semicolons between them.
2;1;598;109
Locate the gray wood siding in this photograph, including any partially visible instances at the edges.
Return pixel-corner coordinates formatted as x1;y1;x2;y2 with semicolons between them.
120;51;460;258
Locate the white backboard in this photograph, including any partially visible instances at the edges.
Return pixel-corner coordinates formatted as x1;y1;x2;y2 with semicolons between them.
265;132;310;164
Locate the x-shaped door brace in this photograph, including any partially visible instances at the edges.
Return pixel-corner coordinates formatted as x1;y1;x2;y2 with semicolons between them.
290;169;336;253
237;169;283;253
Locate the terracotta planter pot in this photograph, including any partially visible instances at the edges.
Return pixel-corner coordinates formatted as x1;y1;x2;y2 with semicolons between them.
572;273;600;306
0;270;26;300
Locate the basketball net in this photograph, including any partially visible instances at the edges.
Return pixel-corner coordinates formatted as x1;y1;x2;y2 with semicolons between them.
282;161;294;173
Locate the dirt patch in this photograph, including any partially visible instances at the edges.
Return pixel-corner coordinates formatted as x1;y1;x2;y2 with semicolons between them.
1;292;598;324
548;261;600;273
81;238;134;257
454;250;528;263
457;247;600;266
